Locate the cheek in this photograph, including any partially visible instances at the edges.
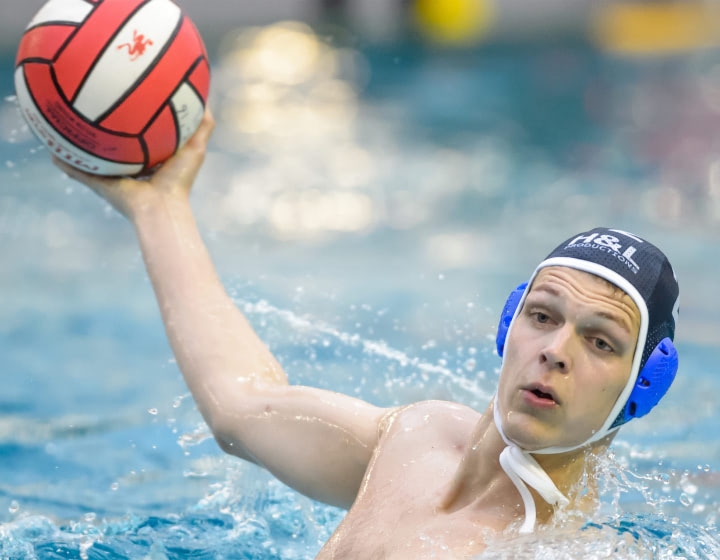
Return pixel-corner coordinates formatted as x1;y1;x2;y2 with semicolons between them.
496;328;533;400
572;361;628;418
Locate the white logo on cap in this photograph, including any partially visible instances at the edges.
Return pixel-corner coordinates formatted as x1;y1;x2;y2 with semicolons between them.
566;231;642;274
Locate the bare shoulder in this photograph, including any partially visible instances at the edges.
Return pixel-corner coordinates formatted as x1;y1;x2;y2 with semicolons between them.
379;400;481;443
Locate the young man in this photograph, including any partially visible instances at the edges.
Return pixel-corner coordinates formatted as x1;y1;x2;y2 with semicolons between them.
55;112;679;558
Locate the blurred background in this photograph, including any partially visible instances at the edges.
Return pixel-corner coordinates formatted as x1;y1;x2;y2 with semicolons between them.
1;0;720;558
3;0;718;341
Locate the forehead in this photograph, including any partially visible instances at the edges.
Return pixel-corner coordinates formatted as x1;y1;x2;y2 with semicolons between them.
529;266;641;331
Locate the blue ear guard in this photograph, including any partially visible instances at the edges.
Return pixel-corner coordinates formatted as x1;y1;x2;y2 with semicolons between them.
496;283;678;425
496;282;527;358
620;337;678;423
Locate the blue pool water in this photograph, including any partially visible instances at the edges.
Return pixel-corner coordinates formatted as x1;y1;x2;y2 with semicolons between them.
2;24;720;558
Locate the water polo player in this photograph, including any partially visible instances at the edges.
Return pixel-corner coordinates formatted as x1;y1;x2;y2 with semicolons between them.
54;113;680;558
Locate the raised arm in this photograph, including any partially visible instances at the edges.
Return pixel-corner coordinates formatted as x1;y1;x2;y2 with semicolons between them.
55;111;390;508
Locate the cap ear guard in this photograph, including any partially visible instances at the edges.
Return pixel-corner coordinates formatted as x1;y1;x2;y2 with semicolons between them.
618;337;678;425
496;282;528;357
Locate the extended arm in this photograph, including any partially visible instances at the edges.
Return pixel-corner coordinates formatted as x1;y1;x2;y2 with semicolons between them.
55;112;388;508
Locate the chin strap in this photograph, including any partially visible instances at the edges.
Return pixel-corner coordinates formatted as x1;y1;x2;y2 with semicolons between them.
493;402;570;534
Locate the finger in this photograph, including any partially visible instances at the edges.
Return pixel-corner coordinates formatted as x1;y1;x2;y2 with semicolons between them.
186;106;215;150
201;106;215;132
52;156;118;196
159;109;214;180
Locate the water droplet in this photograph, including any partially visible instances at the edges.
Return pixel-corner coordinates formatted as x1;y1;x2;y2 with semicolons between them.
172;394;188;408
4;95;17;102
5;161;14;169
679;493;693;507
110;482;119;491
8;500;19;513
148;408;158;415
83;512;96;522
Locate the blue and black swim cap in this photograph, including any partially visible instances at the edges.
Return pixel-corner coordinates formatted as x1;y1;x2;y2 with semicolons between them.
541;227;679;429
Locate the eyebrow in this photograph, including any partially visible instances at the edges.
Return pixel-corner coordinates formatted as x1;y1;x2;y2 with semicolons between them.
593;311;632;334
528;285;633;334
532;285;560;297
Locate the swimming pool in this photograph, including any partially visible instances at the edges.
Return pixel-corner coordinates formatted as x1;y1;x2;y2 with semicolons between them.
1;22;719;559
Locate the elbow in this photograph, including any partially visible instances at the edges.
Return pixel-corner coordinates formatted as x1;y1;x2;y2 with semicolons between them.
214;431;238;455
207;411;257;464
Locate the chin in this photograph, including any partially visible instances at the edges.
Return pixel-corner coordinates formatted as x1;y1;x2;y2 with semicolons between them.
505;420;592;452
502;414;585;451
503;419;553;450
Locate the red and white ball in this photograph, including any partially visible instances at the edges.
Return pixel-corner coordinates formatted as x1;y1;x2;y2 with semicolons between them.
15;0;211;176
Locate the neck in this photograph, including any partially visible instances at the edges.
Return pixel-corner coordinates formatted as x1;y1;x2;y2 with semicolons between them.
531;444;603;519
441;402;605;527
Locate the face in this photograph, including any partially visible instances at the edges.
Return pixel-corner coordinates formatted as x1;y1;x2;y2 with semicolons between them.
496;266;641;450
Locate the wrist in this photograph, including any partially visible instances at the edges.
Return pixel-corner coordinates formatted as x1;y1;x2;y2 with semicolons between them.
129;189;192;228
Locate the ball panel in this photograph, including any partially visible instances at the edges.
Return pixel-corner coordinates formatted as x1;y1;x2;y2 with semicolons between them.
15;66;144;176
73;0;183;123
100;17;203;134
54;0;147;102
26;0;94;29
16;24;76;66
22;63;146;164
170;81;204;148
188;57;210;102
186;16;209;61
144;105;177;168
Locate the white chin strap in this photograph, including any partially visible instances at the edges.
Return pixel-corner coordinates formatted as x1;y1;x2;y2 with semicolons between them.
493;401;570;534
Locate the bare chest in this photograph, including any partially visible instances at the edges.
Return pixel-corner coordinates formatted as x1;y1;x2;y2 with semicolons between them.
316;404;499;559
318;498;492;560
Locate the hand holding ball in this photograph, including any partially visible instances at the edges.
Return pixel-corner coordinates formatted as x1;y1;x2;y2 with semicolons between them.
15;0;210;176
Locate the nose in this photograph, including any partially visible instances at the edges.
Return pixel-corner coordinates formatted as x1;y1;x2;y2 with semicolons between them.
539;327;573;373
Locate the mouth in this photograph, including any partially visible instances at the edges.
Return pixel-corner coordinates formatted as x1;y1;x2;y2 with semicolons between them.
523;384;560;406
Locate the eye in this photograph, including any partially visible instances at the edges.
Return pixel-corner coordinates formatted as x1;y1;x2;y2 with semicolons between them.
593;338;614;353
532;312;551;324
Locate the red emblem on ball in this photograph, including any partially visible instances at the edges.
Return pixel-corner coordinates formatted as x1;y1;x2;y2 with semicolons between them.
117;30;154;61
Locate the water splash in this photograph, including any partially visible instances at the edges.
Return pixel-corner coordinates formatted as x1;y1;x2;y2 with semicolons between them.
479;515;720;560
177;423;214;454
235;296;494;408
